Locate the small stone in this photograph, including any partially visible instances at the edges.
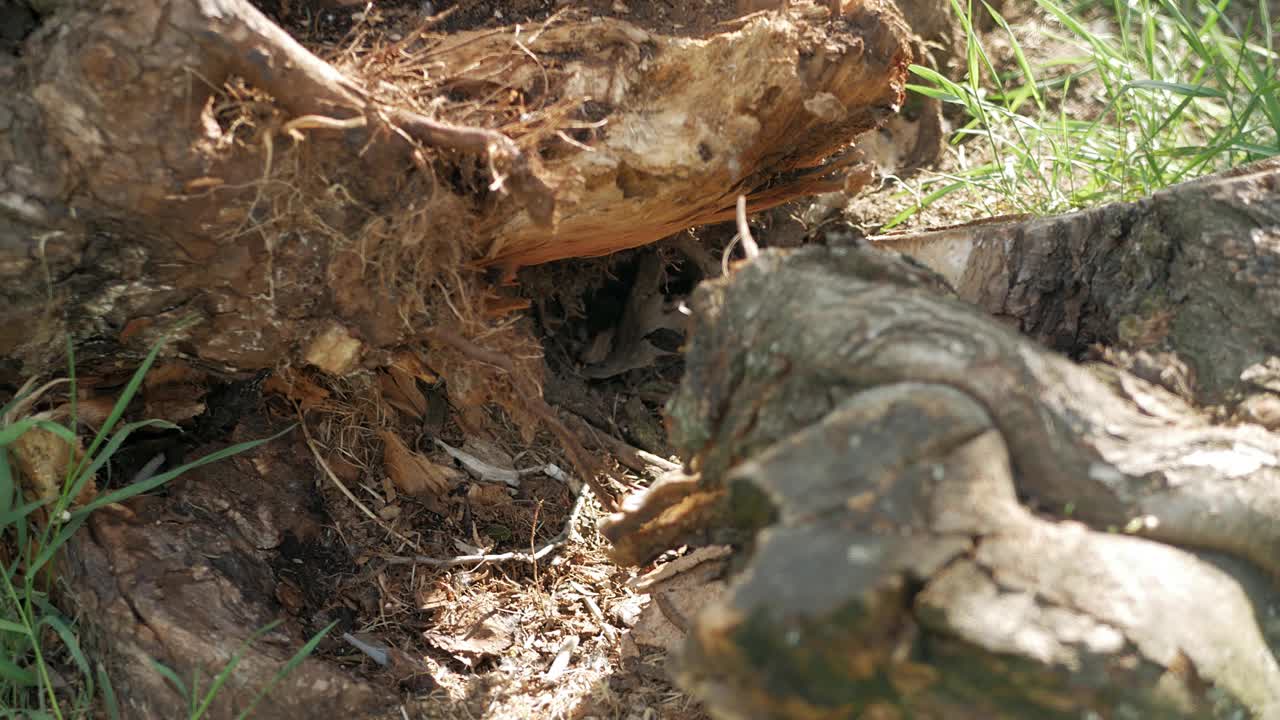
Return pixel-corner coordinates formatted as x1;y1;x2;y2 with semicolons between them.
1240;393;1280;430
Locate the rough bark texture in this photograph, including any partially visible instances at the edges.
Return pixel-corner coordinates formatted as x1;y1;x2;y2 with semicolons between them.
0;0;910;386
872;158;1280;408
64;414;385;719
602;240;1280;718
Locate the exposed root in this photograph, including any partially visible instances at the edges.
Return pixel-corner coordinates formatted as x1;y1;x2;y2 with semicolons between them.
207;0;555;225
735;195;760;261
565;413;682;477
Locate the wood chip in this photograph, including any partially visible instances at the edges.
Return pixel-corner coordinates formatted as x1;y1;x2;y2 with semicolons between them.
381;430;458;499
544;635;579;681
423;613;516;666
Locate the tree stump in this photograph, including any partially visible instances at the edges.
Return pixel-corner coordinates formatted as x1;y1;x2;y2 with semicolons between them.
602;164;1280;718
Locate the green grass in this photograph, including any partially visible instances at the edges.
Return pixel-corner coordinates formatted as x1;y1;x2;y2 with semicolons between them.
0;341;310;718
888;0;1280;228
142;618;336;720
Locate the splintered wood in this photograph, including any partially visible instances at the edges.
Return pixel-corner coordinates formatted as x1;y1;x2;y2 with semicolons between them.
467;2;912;268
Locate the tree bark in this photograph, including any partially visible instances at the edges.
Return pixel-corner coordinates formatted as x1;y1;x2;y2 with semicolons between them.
602;172;1280;715
63;415;386;720
872;158;1280;407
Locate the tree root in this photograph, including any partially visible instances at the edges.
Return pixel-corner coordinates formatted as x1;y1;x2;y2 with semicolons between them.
198;0;555;225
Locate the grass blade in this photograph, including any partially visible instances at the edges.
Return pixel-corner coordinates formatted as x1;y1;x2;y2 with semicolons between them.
73;425;295;516
235;621;337;720
0;655;38;686
76;341;165;474
98;663;122;720
0;419;41;448
26;515;88;578
0;447;13;517
882;179;970;229
983;0;1044;110
35;610;92;686
60;418;179;512
1125;79;1225;98
192;621;282;720
149;659;189;700
0;498;53;529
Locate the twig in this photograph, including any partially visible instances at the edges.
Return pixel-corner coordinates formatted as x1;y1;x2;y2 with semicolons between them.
564;412;680;475
543;635;578;681
383;484;590;567
736;194;760;260
2;376;69;426
131;453;166;486
342;632;390;666
298;410;425;552
721;232;743;277
424;327;619;510
281;114;368;137
435;439;521;486
531;497;542;585
512;26;550;115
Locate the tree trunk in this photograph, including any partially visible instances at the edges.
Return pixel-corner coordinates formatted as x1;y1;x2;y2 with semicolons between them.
602;165;1280;718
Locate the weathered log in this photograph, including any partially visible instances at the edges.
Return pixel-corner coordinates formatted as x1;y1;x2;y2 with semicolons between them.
0;0;910;386
602;243;1280;717
871;158;1280;407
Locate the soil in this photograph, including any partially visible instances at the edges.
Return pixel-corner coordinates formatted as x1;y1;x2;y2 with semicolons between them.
255;231;730;718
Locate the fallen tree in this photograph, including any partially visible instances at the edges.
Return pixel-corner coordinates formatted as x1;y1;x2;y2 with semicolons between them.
872;156;1280;409
603;161;1280;718
11;0;1280;716
1;0;917;715
0;0;910;384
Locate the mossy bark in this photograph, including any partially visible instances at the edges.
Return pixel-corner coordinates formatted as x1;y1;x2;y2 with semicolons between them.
605;230;1280;718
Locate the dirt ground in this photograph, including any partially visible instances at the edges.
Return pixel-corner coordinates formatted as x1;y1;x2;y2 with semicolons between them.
246;227;741;718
